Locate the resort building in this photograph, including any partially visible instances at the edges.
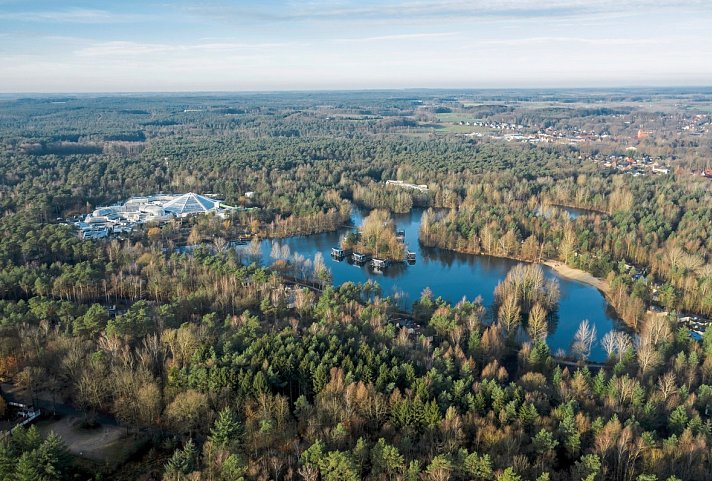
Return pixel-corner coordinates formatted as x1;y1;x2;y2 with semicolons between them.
77;192;235;239
385;180;429;192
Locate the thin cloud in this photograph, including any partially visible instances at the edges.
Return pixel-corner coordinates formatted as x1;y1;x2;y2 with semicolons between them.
0;0;710;91
0;8;153;23
334;32;459;43
75;40;304;58
188;0;707;24
76;42;175;57
479;36;672;47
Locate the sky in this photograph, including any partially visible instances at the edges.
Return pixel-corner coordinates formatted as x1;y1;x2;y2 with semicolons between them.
0;0;711;92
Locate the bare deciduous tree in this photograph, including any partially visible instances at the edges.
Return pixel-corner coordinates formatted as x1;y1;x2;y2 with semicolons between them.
572;320;597;361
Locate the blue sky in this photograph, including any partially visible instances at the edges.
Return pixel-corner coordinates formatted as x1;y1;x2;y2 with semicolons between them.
0;0;710;92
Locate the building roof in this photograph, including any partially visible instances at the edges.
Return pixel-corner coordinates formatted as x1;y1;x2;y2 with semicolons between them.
162;192;222;215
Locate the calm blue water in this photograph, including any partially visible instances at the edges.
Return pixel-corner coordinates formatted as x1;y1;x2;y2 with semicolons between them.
245;208;616;361
537;205;595;220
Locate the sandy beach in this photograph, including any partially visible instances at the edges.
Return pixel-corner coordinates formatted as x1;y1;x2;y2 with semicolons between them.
542;260;610;295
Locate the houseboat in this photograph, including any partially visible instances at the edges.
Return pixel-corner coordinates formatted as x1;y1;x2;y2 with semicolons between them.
406;251;416;263
352;252;371;264
371;258;390;270
331;247;348;258
396;230;406;242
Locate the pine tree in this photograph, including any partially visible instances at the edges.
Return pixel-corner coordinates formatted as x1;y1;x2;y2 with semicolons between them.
668;406;688;435
351;437;369;474
164;439;197;481
37;432;70;480
13;426;42;454
209;408;242;450
219;454;245;481
571;454;601;481
14;451;41;481
405;460;421;481
422;399;441;430
318;451;359;481
370;438;404;480
463;452;493;481
497;467;522;481
0;443;17;481
312;364;328;394
425;455;452;481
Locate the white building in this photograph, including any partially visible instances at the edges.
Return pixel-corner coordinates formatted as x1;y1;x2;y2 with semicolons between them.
651;166;670;175
163;192;227;217
77;193;235;239
385;180;429;192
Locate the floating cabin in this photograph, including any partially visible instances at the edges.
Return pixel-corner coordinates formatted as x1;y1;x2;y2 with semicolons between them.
352;252;371;263
396;230;406;242
331;247;346;258
231;236;250;246
406;251;416;262
371;258;389;269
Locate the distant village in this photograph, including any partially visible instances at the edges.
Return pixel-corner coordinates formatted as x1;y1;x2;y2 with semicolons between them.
451;113;712;179
460;120;614;145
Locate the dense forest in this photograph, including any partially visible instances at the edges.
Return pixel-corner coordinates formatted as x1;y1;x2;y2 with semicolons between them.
418;172;712;324
0;90;711;480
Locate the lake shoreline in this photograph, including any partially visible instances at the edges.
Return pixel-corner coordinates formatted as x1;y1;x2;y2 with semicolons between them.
544;202;609;216
541;260;610;295
247;207;619;360
420;242;621;326
420;242;612;295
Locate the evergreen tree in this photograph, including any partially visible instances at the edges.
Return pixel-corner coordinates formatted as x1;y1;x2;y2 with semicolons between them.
13;426;42;454
370;438;404;480
164;439;198;481
0;443;16;481
36;432;70;480
497;467;522;481
14;451;41;481
209;408;242;450
463;452;493;481
219;454;245;481
318;451;359;481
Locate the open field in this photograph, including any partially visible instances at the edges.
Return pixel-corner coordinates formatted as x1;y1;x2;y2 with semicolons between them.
435;112;484;123
36;416;142;465
431;123;487;134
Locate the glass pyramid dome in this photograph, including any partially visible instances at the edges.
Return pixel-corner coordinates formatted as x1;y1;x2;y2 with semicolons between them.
163;193;221;215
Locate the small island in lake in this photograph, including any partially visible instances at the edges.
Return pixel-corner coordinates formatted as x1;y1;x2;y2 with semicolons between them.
340;209;407;265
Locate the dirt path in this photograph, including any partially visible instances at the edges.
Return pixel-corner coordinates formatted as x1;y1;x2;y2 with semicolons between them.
542;260;610;294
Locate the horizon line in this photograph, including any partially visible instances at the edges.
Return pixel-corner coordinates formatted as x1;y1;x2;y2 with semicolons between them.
2;85;712;97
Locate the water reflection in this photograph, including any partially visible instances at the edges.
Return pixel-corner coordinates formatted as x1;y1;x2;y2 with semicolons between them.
243;207;616;361
537;204;602;220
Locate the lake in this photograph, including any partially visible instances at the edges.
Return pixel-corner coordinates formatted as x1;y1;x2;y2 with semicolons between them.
247;208;616;361
537;204;601;220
